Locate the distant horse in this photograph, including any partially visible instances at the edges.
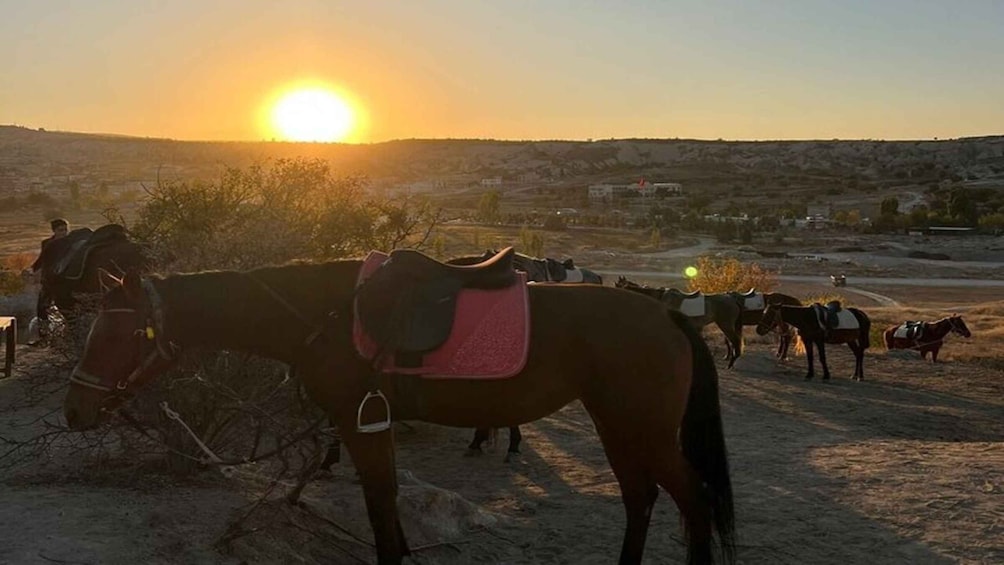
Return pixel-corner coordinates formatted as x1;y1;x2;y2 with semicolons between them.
615;277;744;369
451;249;601;460
730;290;802;360
464;249;603;285
37;224;152;328
883;315;971;362
64;252;735;565
756;303;871;381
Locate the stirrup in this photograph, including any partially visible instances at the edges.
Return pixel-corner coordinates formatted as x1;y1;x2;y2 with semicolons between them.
356;390;392;433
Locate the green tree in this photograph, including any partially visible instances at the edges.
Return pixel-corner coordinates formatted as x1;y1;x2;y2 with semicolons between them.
477;190;501;224
879;197;900;217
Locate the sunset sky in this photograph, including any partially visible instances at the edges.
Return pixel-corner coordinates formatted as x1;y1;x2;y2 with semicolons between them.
2;0;1002;143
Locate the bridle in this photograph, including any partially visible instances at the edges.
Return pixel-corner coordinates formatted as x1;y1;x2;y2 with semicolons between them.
69;279;179;396
947;316;969;337
755;305;780;334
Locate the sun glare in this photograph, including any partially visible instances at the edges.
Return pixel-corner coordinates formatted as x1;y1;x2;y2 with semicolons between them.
271;88;355;142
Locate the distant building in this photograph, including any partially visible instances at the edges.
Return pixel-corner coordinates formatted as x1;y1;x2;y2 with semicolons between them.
588;181;683;200
588;184;615;200
806;204;832;219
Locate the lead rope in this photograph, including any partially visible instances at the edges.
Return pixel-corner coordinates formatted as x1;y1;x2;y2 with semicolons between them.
159;401;224;465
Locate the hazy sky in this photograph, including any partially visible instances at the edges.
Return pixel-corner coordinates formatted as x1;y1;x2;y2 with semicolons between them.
2;0;1002;143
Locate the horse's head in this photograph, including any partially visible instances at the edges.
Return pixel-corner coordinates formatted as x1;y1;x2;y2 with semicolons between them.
510;254;548;282
615;276;636;289
64;269;178;430
755;303;781;335
949;314;972;338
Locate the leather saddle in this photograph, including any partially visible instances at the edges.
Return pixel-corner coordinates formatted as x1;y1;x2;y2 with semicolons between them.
815;300;843;330
901;321;924;340
356;247;516;367
51;224;129;280
668;288;702;300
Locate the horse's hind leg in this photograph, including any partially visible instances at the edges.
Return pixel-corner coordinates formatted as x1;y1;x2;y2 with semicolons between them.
592;424;659;564
653;448;714;565
848;342;864;381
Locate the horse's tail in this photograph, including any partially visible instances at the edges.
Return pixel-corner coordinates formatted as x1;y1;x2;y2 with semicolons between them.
882;327;894;350
793;332;806;356
733;302;744;357
859;310;871;350
671;309;736;564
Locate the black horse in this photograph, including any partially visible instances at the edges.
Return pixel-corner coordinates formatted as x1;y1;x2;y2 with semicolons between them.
756;302;871;381
453;249;602;460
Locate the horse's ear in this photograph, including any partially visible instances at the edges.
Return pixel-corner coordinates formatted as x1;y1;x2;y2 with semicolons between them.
122;269;144;303
97;268;122;292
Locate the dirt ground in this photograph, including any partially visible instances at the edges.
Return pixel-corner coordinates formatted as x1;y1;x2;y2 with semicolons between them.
0;278;1001;565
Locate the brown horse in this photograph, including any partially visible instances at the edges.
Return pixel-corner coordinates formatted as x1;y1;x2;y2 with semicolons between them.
451;249;601;459
756;303;871;381
883;315;971;362
730;290;802;360
615;277;744;369
63;260;735;565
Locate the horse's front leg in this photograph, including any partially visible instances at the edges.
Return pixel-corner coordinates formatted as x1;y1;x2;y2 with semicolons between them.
504;426;522;463
853;342;865;381
467;428;489;456
817;340;831;381
340;428;410;563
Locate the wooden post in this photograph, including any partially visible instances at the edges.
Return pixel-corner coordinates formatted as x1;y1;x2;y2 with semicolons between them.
0;317;15;379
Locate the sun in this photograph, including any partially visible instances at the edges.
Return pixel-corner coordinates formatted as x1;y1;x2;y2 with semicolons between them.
271;88;355;142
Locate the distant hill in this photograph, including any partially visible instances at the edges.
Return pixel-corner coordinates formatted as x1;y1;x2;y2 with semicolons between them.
2;125;1003;195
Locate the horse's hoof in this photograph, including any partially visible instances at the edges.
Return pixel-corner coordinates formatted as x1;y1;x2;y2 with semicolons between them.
464;448;483;458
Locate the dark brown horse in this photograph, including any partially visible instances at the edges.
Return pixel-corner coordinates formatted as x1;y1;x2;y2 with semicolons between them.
756;303;871;381
37;225;151;326
615;277;744;369
883;315;971;362
63;260;735;565
730;290;802;360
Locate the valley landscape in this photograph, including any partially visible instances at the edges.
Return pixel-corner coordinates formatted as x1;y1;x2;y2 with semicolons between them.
0;129;1002;564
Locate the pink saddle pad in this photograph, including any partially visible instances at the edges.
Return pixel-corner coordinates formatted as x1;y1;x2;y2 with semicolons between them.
353;251;530;379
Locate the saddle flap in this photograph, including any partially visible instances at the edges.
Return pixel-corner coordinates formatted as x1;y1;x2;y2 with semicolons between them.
353;251;531;379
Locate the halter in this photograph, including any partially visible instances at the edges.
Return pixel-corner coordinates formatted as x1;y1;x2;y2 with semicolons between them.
69;279;179;394
755;305;781;334
947;316;968;336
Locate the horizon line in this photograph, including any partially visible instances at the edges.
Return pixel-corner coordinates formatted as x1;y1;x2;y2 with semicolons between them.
3;123;1003;146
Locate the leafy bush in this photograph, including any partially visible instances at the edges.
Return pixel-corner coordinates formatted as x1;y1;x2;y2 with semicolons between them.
131;158;441;271
0;253;34;296
687;257;777;294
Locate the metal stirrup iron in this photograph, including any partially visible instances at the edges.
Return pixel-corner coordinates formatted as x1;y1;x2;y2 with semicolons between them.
356;390;392;433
